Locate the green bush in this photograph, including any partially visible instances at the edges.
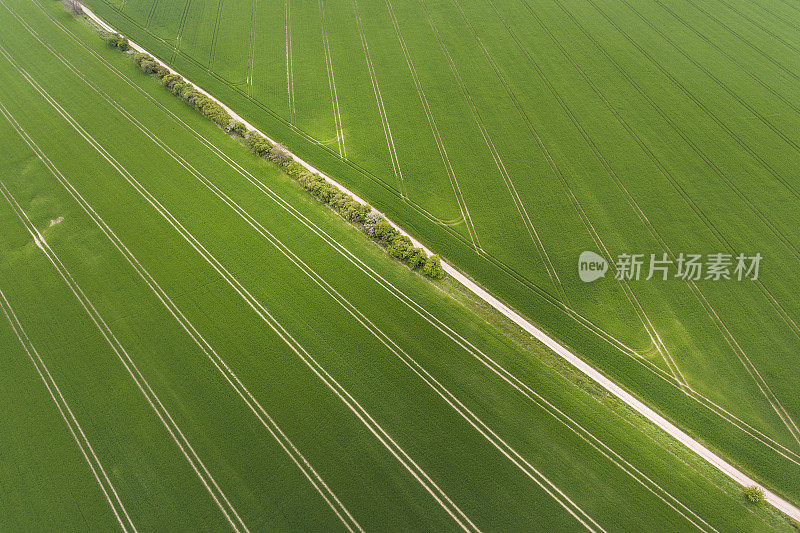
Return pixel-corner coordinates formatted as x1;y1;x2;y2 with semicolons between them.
138;59;159;75
346;202;371;225
231;122;247;137
387;235;412;261
407;247;426;270
423;255;444;279
373;219;398;244
245;130;263;147
153;64;169;78
133;52;155;70
280;160;308;180
177;83;194;99
742;486;764;504
107;33;130;51
161;73;182;90
165;78;188;96
179;89;231;127
245;131;272;155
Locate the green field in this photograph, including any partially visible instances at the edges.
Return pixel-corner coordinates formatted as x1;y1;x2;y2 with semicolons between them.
70;0;800;511
1;0;797;530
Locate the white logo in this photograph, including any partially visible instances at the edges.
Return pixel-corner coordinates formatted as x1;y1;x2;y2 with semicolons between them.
578;251;607;282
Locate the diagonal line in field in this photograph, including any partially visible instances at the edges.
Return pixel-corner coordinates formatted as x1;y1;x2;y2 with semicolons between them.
422;0;682;387
208;0;224;71
69;75;606;531
381;0;479;249
23;0;800;516
448;0;572;302
24;0;800;496
650;0;800;122
318;0;345;157
0;102;362;533
745;0;800;31
57;0;800;470
759;0;800;28
0;287;136;533
246;0;256;95
144;0;158;29
620;0;800;262
421;0;687;386
285;0;294;118
677;0;800;91
0;44;480;533
613;0;800;350
468;0;683;385
557;0;800;444
171;0;191;64
4;30;607;529
350;0;408;200
524;0;800;447
52;0;800;463
7;13;727;529
416;0;572;302
710;0;800;56
0;177;248;533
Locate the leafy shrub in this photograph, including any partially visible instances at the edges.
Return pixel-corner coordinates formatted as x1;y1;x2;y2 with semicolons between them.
107;33;130;51
138;59;159;75
406;247;426;270
176;83;194;99
423;255;444;279
231;122;247;137
133;52;155;70
742;486;764;504
180;89;231;127
248;135;273;157
348;202;371;225
363;211;381;237
161;73;182;90
153;64;169;78
280;160;308;180
387;235;412;261
162;75;189;96
373;219;398;244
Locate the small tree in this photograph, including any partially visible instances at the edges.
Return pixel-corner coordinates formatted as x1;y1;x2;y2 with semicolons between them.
107;33;130;51
153;64;169;78
138;58;159;74
373;219;398;243
363;211;381;237
406;247;426;270
231;122;247;137
133;52;153;67
742;486;764;505
161;73;182;90
422;255;444;279
387;235;412;261
176;83;194;99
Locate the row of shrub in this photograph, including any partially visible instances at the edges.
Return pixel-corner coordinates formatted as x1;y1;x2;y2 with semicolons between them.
133;52;233;128
243;131;445;278
114;39;444;279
